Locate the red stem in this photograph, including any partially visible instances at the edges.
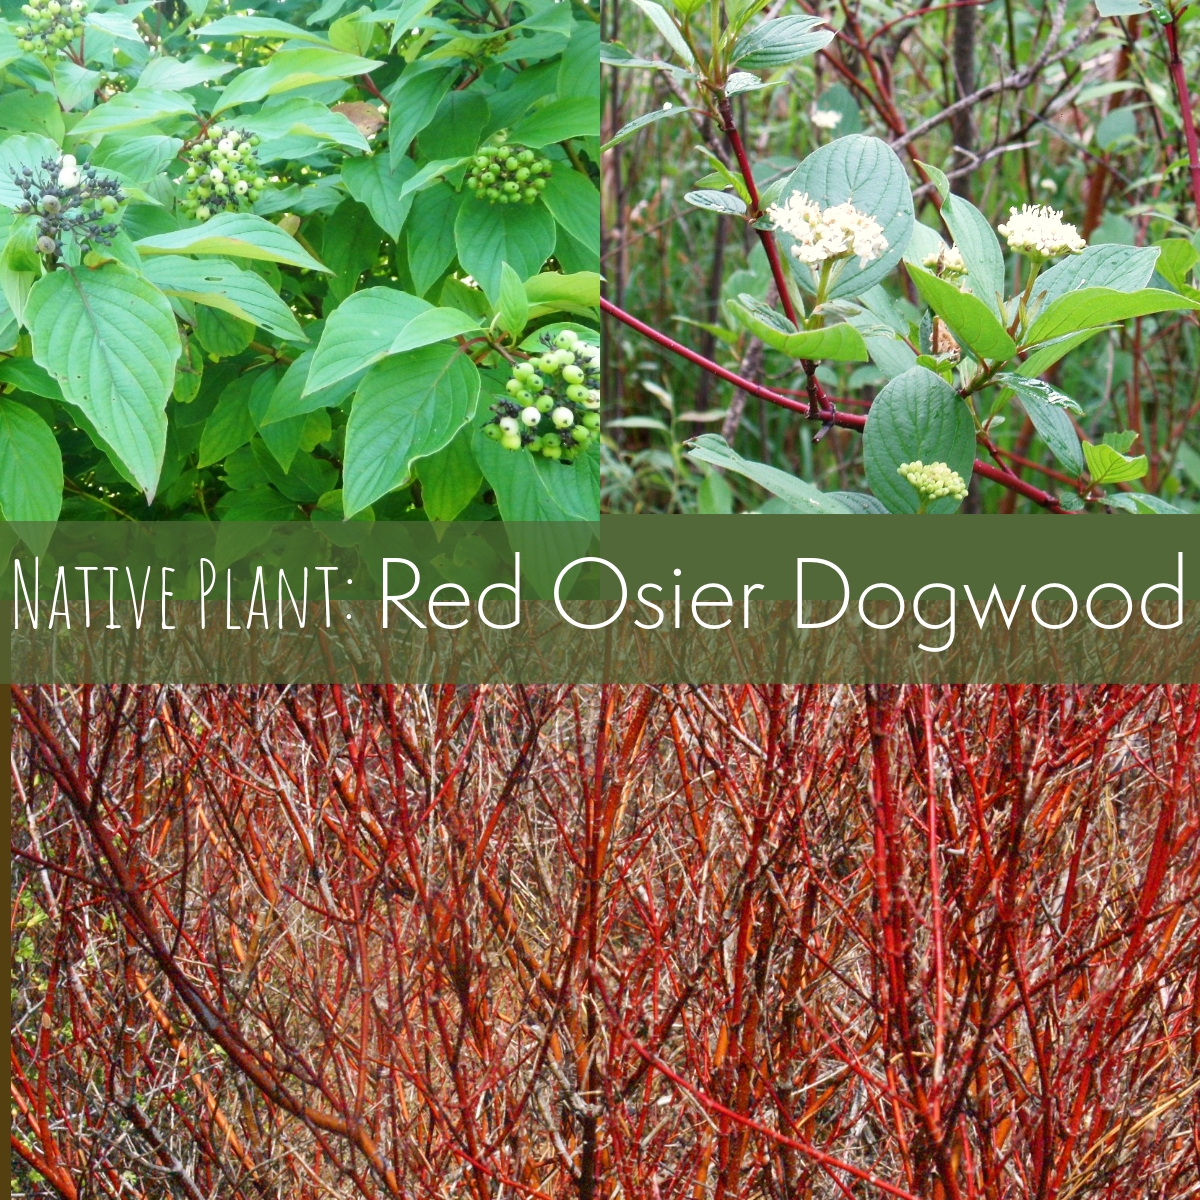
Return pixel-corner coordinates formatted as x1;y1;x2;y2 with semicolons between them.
601;297;1070;513
1164;18;1200;222
716;97;832;418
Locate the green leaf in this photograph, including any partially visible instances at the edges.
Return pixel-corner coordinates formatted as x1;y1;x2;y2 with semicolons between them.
387;64;457;164
907;265;1016;360
194;14;333;43
917;162;1007;318
196;307;254;358
142;256;307;342
728;295;868;361
25;264;179;499
0;91;65;142
304;287;478;393
473;428;601;520
415;424;481;520
498;263;529;337
322;198;381;303
995;374;1084;475
1152;239;1199;291
525;270;601;312
1024;287;1198;346
342;154;416;240
343;345;480;517
135;213;332;273
71;90;196;139
0;219;38;327
243;97;371;153
90;134;184;184
1017;328;1109;378
0;399;62;522
0;135;61;208
729;16;833;68
1035;243;1160;306
600;105;699;152
828;491;889;514
454;199;556;304
862;366;975;513
698;467;733;513
540;170;601;251
686;435;850;512
780;136;914;300
214;49;384;115
627;0;696;66
407;183;462;296
509;97;599;146
199;374;263;466
136;55;236;90
684;189;747;215
1102;429;1138;453
1083;439;1148;485
1106;493;1184;514
261;350;363;425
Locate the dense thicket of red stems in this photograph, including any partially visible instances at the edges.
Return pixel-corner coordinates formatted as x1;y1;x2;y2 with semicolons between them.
10;685;1200;1199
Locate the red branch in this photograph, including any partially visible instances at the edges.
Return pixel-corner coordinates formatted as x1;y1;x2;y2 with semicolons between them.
601;297;1070;513
1163;18;1200;222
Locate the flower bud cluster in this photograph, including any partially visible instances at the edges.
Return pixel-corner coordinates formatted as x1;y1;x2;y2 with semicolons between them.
9;155;124;260
467;134;552;206
922;246;967;279
180;126;266;222
997;204;1085;261
484;329;600;463
14;0;86;54
897;460;968;504
767;192;888;271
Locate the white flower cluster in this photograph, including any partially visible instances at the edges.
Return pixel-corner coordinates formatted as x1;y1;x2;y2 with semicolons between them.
767;192;889;271
997;205;1085;261
922;246;966;278
897;460;968;503
811;108;843;130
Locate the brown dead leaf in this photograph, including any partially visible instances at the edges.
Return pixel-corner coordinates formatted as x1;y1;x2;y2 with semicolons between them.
332;102;386;139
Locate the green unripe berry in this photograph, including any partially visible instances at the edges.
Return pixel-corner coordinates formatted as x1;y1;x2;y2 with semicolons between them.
572;427;590;444
542;432;561;448
582;412;600;430
535;394;554;413
562;364;584;385
501;432;522;451
196;205;210;220
513;362;535;380
498;416;519;435
505;377;524;395
551;406;574;429
484;422;502;440
542;445;561;460
567;384;588;402
555;330;579;348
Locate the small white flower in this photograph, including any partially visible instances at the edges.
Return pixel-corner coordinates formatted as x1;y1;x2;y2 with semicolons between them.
922;246;967;277
57;154;79;188
1038;177;1058;194
897;460;968;503
997;204;1084;261
767;192;888;271
811;108;843;131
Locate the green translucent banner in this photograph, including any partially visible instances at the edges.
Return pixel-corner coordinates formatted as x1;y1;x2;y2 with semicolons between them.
4;518;1198;683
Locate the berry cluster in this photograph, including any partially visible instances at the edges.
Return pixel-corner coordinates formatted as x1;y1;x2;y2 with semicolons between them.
14;0;87;54
9;155;124;260
897;460;968;507
180;126;266;222
484;330;600;463
466;135;552;206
